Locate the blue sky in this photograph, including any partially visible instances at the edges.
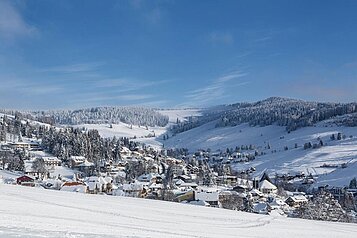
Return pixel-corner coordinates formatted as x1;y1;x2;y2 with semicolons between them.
0;0;357;109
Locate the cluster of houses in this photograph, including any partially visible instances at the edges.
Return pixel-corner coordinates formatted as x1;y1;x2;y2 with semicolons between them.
2;140;356;217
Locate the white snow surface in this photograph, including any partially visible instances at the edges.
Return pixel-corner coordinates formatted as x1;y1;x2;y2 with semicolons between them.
1;184;357;238
75;123;164;139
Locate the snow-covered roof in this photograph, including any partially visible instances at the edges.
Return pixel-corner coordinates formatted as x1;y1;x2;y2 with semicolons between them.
120;147;131;153
259;180;277;190
138;173;161;182
179;182;198;188
42;157;61;162
287;195;308;203
123;182;143;191
149;183;163;189
70;156;86;162
77;160;94;167
195;191;219;202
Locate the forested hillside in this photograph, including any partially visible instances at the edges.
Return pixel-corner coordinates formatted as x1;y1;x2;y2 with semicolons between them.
1;107;169;127
171;97;357;134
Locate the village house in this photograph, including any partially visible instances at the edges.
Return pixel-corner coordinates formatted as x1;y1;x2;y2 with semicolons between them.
233;178;253;193
259;180;277;194
285;195;308;207
16;175;35;186
24;160;48;180
179;182;199;190
217;175;238;186
194;189;220;207
9;141;41;151
122;182;146;197
85;176;112;194
76;160;95;176
61;181;87;193
138;173;162;184
268;197;288;210
69;156;86;168
174;174;191;182
42;156;61;168
9;142;31;150
249;189;265;201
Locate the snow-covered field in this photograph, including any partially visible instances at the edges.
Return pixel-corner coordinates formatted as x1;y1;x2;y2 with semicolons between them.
0;184;356;238
74;123;163;139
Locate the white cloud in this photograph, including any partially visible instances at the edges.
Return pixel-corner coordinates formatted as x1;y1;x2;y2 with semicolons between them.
39;62;104;74
254;36;272;43
0;79;62;95
185;71;248;105
0;0;37;39
93;78;170;92
217;72;248;83
72;93;154;103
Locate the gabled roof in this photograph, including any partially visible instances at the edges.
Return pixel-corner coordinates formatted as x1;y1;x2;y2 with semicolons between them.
260;172;273;183
62;181;85;187
259;180;277;190
17;175;35;181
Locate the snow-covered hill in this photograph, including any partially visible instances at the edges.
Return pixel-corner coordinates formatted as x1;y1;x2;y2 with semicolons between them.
74;109;203;149
0;184;356;238
163;119;357;187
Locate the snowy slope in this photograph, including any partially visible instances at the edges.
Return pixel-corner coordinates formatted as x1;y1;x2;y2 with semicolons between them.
75;123;165;139
164;120;357;187
0;184;356;238
79;109;203;139
74;109;202;149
